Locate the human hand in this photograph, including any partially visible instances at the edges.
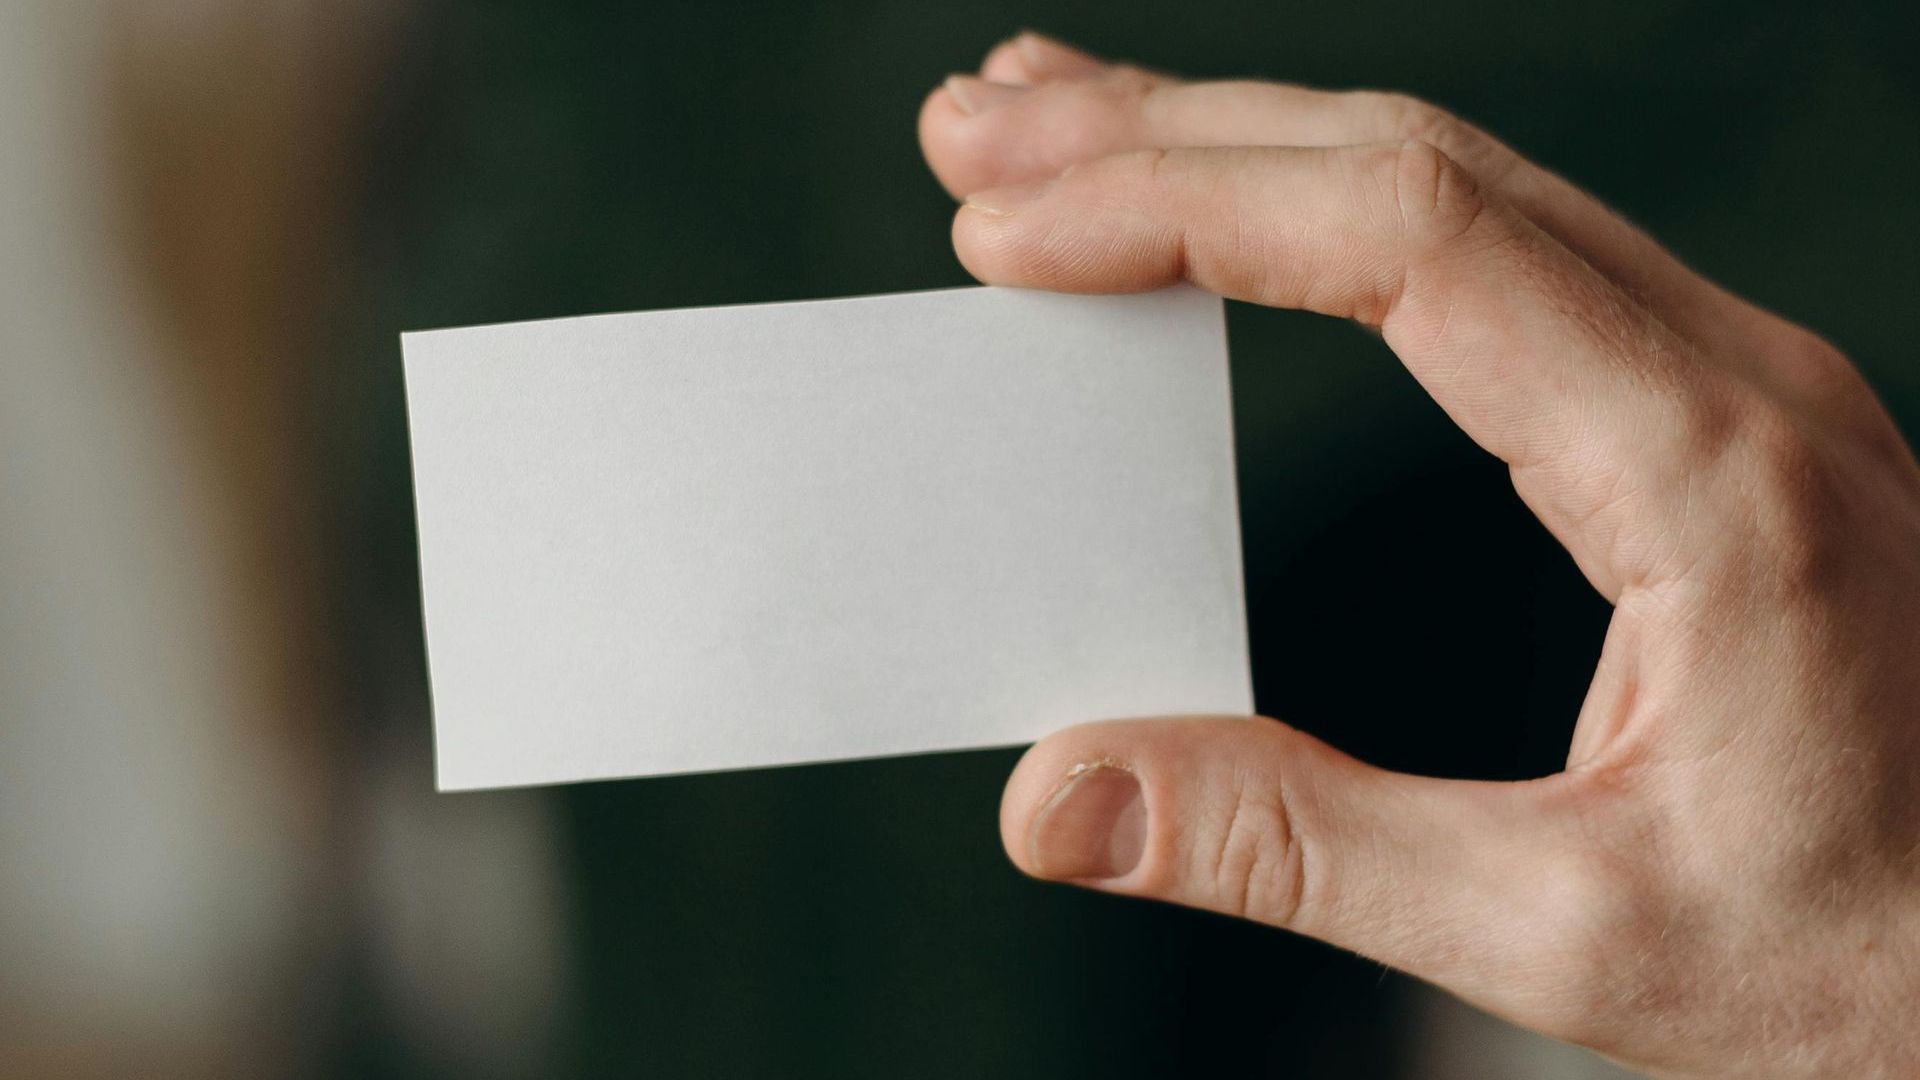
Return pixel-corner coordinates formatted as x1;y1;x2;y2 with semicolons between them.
919;32;1920;1078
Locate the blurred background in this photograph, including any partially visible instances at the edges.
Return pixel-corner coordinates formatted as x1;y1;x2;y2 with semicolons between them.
2;1;1915;1076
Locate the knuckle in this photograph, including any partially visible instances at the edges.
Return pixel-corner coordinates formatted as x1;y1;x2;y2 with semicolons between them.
1764;329;1918;475
1049;71;1162;147
1370;89;1525;191
1192;771;1307;927
1668;380;1852;595
1021;79;1136;166
1384;139;1488;250
1669;375;1748;466
1374;92;1466;150
1540;853;1684;1050
1594;353;1745;506
1770;322;1872;411
1100;64;1163;99
1517;796;1684;1049
1736;401;1848;586
1048;154;1113;205
1779;324;1851;378
1743;396;1823;481
1049;65;1164;131
1365;91;1511;177
1098;146;1180;198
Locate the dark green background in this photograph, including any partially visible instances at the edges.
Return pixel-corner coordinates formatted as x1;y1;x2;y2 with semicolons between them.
334;1;1919;1075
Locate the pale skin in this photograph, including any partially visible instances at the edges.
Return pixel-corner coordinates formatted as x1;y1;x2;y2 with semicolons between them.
918;31;1920;1079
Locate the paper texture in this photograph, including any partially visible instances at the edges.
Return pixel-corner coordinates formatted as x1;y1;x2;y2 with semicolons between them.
404;286;1251;790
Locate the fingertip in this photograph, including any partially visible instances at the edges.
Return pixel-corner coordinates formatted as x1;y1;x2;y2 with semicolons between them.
979;37;1033;84
950;194;1037;287
979;30;1107;85
1002;717;1276;886
943;74;1026;116
998;741;1056;876
949;209;991;287
918;81;1008;199
1013;30;1107;81
916;79;977;147
998;721;1141;879
922;76;1048;200
916;82;966;191
950;164;1190;297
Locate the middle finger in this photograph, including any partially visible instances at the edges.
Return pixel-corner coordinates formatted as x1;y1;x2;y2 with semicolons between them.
919;69;1760;352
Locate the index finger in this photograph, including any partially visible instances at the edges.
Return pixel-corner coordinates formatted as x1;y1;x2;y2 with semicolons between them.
924;62;1765;361
957;142;1747;600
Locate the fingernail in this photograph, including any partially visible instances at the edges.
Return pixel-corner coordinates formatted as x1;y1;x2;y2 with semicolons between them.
1015;30;1103;76
963;180;1048;216
944;74;1026;116
1028;762;1146;881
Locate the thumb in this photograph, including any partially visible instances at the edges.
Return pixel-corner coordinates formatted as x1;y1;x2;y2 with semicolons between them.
1002;716;1614;1033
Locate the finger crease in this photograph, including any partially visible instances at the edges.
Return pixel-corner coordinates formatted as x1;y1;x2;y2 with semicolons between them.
1210;774;1248;915
1272;771;1308;929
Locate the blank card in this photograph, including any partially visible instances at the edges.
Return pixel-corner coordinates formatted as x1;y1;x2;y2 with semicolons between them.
403;286;1251;790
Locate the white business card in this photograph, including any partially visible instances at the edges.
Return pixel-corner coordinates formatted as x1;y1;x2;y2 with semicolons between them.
404;286;1250;790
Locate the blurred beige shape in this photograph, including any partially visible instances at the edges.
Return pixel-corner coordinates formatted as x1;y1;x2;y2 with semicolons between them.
0;2;567;1077
0;3;319;1072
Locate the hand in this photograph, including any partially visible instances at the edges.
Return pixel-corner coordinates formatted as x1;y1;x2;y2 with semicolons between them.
919;32;1920;1078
